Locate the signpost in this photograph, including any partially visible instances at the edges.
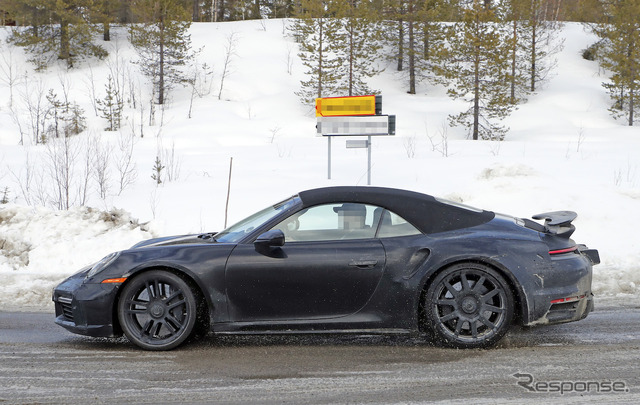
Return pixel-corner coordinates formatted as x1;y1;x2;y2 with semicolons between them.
316;95;395;185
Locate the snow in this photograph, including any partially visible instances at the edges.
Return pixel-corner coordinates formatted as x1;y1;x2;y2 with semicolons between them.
0;20;638;311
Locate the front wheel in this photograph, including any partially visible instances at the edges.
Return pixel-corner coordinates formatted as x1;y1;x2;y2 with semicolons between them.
424;263;514;348
118;270;198;351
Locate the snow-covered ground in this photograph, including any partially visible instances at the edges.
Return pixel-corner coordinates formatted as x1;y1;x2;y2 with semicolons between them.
0;20;638;311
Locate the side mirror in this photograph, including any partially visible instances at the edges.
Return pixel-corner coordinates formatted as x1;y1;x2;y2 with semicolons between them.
254;229;285;248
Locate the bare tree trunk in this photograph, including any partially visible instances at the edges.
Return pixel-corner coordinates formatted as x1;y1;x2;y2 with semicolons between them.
397;19;404;71
473;50;480;141
103;21;111;41
252;0;261;19
630;87;635;126
117;128;138;195
0;47;18;108
554;0;562;22
348;25;354;96
212;0;218;22
158;18;165;105
47;136;77;210
60;21;71;67
79;138;93;206
218;32;237;100
530;20;537;92
318;19;324;97
193;0;201;21
529;0;538;93
510;19;517;103
408;20;415;94
423;26;430;60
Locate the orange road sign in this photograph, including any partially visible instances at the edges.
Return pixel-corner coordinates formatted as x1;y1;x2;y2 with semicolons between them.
315;95;379;117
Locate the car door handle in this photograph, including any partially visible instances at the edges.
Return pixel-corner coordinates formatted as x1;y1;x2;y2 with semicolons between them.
348;260;378;269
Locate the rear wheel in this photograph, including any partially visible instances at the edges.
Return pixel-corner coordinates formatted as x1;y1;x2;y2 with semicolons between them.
118;270;198;351
424;263;514;348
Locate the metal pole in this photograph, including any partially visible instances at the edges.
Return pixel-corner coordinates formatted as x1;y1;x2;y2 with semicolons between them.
224;157;233;228
328;136;332;180
367;136;371;185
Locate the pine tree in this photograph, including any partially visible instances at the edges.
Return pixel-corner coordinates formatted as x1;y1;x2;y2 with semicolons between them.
437;0;514;140
382;0;449;94
568;0;607;22
416;0;451;91
45;89;68;140
595;0;640;126
94;0;124;41
7;0;107;69
151;156;165;184
381;0;405;72
333;0;383;96
130;0;194;105
291;0;343;104
502;0;564;105
505;0;531;104
65;103;87;136
269;0;296;18
97;75;124;131
0;187;9;204
520;0;563;93
42;90;85;139
401;0;419;94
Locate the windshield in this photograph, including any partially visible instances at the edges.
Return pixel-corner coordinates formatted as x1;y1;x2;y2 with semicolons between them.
213;195;301;243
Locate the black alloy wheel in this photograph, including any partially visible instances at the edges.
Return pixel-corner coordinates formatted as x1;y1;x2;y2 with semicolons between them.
118;270;198;351
424;263;514;348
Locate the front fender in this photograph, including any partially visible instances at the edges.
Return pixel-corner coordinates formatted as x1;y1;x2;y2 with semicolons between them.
98;244;236;325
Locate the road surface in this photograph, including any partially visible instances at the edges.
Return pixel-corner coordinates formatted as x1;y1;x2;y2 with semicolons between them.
0;303;638;404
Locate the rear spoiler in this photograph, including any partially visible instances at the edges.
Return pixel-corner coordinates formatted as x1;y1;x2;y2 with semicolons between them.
531;211;577;238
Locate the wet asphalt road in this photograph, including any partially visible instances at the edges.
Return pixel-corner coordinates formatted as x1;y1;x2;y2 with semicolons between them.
1;303;639;404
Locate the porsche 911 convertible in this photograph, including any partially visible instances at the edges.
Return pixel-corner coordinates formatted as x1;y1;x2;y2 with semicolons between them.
53;186;599;350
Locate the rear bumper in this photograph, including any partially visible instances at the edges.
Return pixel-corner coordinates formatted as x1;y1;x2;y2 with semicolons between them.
52;273;120;338
526;292;594;327
545;293;594;324
524;249;596;326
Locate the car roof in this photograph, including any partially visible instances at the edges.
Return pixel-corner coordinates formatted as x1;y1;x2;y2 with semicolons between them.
298;186;495;234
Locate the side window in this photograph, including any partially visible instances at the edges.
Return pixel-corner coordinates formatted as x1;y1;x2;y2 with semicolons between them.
273;203;379;242
376;210;422;238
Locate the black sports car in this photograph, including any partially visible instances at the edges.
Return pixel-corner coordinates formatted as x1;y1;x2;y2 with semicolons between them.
53;186;600;350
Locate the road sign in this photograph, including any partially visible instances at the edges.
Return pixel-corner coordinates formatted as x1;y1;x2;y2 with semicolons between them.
316;94;394;185
346;140;369;148
317;115;395;136
315;95;381;117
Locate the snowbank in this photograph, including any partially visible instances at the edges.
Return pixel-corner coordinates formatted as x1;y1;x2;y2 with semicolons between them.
0;205;157;310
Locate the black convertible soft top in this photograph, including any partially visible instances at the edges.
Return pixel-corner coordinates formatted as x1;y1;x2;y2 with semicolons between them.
298;186;495;235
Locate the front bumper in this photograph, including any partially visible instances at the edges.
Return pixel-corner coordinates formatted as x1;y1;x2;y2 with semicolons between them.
52;272;121;338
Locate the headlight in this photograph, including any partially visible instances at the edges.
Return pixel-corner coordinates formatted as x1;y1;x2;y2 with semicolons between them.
86;252;121;279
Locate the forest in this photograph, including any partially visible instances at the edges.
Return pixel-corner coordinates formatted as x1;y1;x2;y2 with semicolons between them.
1;0;638;139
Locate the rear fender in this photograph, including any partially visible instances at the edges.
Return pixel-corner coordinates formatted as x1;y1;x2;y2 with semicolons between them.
415;251;531;328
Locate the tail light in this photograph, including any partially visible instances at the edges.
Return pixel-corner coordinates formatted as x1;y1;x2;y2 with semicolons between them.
549;246;578;255
551;294;585;304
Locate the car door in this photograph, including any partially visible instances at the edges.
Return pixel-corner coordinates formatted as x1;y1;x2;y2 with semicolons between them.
225;203;386;322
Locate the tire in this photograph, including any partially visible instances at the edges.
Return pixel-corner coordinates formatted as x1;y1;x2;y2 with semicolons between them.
424;263;514;349
118;270;198;351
